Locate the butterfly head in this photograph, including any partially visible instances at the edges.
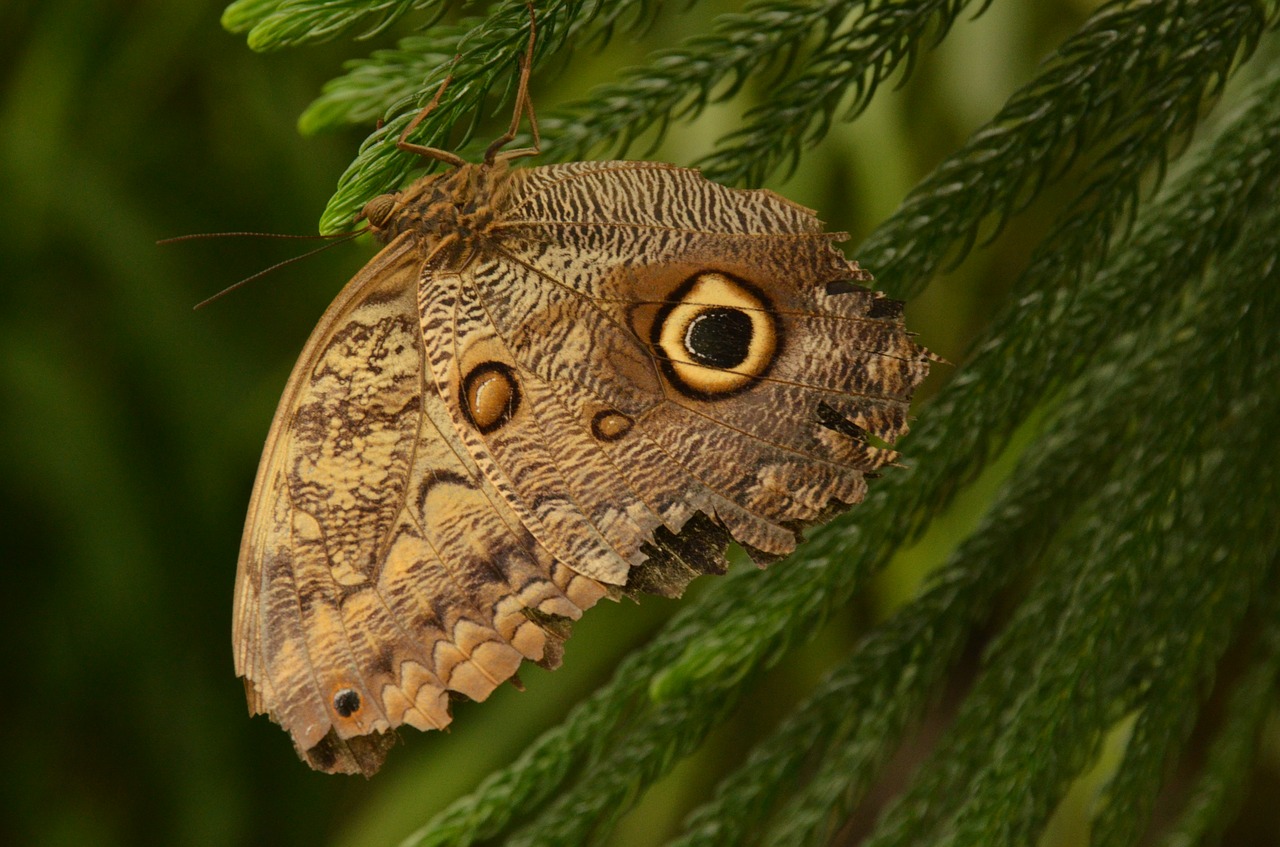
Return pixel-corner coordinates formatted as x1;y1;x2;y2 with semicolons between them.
354;175;444;242
358;193;400;234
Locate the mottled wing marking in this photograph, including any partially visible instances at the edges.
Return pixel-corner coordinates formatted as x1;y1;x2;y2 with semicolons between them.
454;252;798;558
479;162;931;562
235;240;415;762
234;236;605;775
420;268;646;585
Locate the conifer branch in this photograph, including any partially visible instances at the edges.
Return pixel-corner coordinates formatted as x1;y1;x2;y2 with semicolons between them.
534;0;897;164
1159;585;1280;847
400;38;1280;847
304;0;1277;236
673;399;1104;847
299;21;476;133
221;0;286;35
855;63;1280;841
222;1;1280;841
312;0;661;232
859;0;1279;291
696;0;988;186
743;193;1280;846
222;0;443;51
955;359;1277;847
864;188;1280;847
675;82;1280;840
299;1;666;134
1085;202;1280;847
653;15;1280;706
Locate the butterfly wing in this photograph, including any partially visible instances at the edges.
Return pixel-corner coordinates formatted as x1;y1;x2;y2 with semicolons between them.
433;160;933;593
237;160;931;774
234;236;605;775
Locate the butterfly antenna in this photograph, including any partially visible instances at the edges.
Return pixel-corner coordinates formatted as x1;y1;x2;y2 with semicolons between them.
157;231;353;245
191;231;364;310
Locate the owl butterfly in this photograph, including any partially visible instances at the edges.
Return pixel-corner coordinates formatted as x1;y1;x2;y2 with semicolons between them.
233;20;933;776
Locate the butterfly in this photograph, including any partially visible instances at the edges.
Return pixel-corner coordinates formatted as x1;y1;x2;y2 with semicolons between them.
232;18;934;775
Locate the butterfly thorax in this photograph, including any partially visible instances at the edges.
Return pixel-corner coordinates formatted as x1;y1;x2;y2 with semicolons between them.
361;162;513;265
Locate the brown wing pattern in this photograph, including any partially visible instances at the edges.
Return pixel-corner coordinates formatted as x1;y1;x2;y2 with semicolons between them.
234;236;605;775
452;161;932;572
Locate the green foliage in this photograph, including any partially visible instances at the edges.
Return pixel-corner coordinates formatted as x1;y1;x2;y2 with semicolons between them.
222;0;447;51
696;0;990;186
214;0;1280;844
1161;600;1280;847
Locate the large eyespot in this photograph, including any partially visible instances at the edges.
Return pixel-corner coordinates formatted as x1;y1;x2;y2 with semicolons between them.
651;272;780;399
462;362;520;433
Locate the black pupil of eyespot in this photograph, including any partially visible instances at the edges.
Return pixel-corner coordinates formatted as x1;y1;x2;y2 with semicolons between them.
685;308;752;368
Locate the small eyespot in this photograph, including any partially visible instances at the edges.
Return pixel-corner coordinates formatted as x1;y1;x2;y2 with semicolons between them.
462;362;520;433
590;410;634;442
333;688;361;718
652;272;780;400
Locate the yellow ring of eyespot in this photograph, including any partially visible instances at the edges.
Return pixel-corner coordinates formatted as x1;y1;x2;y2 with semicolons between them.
654;272;779;398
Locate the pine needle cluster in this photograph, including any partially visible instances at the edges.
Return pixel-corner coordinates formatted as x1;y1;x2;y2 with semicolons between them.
225;1;1280;844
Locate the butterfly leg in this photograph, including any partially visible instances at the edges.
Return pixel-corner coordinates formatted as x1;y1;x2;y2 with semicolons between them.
397;57;467;168
486;3;541;164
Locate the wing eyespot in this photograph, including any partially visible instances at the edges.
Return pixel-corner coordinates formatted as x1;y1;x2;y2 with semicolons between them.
590;409;634;442
333;688;362;718
461;362;521;433
651;271;782;400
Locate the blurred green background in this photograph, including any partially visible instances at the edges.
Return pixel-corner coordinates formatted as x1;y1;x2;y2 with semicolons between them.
12;1;1263;845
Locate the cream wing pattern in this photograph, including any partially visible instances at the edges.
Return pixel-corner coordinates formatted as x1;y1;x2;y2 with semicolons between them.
234;160;933;775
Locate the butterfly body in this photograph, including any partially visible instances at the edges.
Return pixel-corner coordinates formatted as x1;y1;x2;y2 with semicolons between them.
365;162;503;259
234;155;933;774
